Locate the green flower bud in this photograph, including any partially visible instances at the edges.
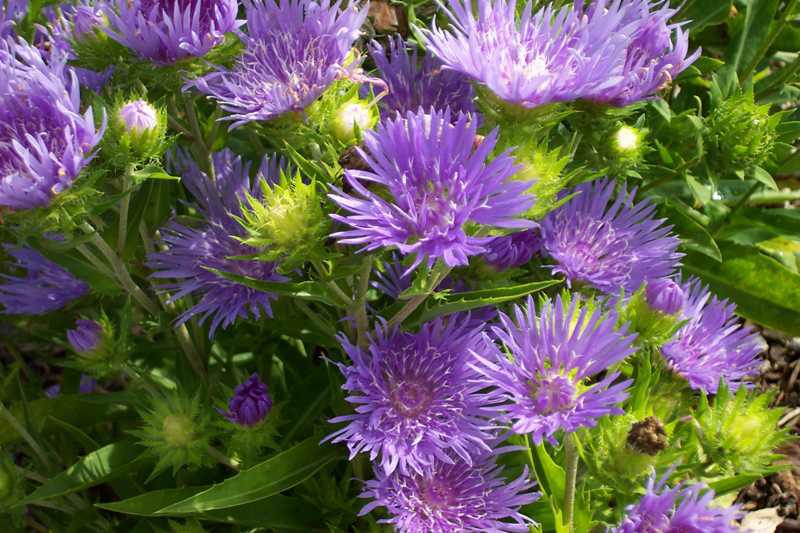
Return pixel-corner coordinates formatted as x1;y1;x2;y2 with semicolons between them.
612;125;646;160
706;93;777;174
618;283;684;347
330;99;377;143
105;97;167;164
236;173;329;269
66;313;123;377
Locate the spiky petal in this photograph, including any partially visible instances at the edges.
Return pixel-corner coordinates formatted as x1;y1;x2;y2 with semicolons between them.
475;294;636;444
104;0;241;64
660;278;763;393
0;36;105;209
540;179;682;294
325;316;502;476
188;0;367;128
0;246;88;315
360;454;539;533
329;109;534;271
147;150;286;337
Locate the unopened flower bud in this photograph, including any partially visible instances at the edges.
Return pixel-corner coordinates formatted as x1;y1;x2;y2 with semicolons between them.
331;100;375;143
613;125;643;155
627;416;668;456
162;414;194;449
107;98;167;162
221;373;272;427
119;100;159;134
645;278;684;315
67;319;102;354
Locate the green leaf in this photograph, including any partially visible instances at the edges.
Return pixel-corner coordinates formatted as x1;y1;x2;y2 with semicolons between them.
414;279;562;324
681;0;733;31
750;166;778;190
659;200;721;262
130;165;180;183
17;441;145;506
683;243;800;335
727;0;781;76
528;442;566;506
156;438;341;513
708;469;786;495
208;268;343;307
96;487;209;515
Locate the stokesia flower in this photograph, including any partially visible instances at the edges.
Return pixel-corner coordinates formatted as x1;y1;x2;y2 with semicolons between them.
0;36;105;209
325;316;501;476
0;246;88;315
0;0;24;36
660;278;762;393
369;35;475;116
611;470;742;532
220;373;272;426
187;0;367;128
483;229;541;271
422;0;697;109
475;294;636;444
540;179;682;294
147;150;286;337
360;454;539;533
104;0;241;64
329;109;534;271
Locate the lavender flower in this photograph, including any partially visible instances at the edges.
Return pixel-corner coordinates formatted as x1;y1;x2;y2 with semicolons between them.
483;229;541;271
360;455;539;533
0;246;88;315
660;278;762;393
188;0;367;128
0;0;24;36
0;36;105;209
612;471;742;532
645;277;684;315
221;373;272;427
369;35;475;116
147;150;286;337
475;294;636;444
104;0;241;64
422;0;698;109
329;109;534;271
325;316;501;476
67;319;103;353
540;179;682;294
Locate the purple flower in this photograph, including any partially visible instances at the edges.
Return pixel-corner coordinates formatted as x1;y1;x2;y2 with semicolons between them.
67;319;103;353
360;454;539;533
369;35;475;116
0;36;105;209
104;0;241;64
187;0;367;128
483;229;541;271
0;246;88;315
0;0;24;36
329;109;534;271
147;149;287;337
44;374;97;398
475;294;636;444
422;0;698;109
612;470;742;532
118;100;158;132
660;278;762;393
645;277;684;315
540;179;682;294
325;316;502;476
221;373;272;426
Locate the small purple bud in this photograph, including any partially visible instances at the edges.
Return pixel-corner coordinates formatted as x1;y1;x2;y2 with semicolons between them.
67;319;102;354
221;373;272;427
483;229;542;271
44;383;61;398
118;100;158;133
645;278;684;315
79;374;98;394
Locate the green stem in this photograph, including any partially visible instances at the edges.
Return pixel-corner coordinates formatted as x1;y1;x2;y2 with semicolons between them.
296;301;338;339
387;263;452;329
353;255;373;347
744;189;800;206
311;259;352;307
75;244;116;280
207;445;240;472
563;433;579;533
0;403;51;469
116;165;134;256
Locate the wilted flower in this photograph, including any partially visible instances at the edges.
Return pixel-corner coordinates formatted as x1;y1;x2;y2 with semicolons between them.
645;278;684;315
0;246;88;315
67;319;103;353
660;278;762;393
329;109;534;271
360;454;539;533
325;316;501;476
612;470;742;532
475;294;636;444
483;229;541;271
540;179;682;294
188;0;367;128
422;0;698;109
104;0;241;64
147;150;287;337
220;373;273;427
369;35;475;116
0;36;105;209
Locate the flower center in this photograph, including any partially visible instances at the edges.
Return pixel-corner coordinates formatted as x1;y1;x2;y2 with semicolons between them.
530;374;577;415
390;381;432;418
420;478;456;509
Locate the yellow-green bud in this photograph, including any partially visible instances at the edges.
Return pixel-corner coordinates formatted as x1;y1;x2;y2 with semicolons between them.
613;125;643;154
162;414;194;449
331;100;376;143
